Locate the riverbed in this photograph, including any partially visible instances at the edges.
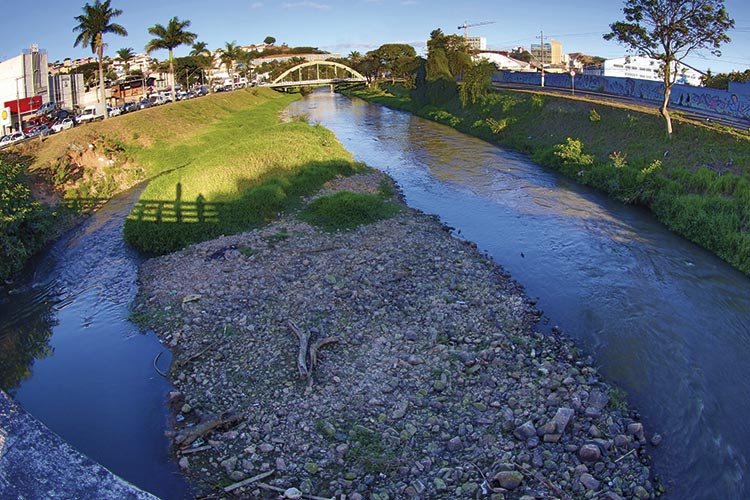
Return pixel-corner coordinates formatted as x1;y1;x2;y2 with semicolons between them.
286;91;750;500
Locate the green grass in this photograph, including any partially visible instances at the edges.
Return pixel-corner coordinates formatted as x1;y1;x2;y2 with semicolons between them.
344;83;750;276
299;191;400;232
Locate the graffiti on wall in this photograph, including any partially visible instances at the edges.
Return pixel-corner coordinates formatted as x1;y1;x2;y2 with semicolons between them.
494;70;750;121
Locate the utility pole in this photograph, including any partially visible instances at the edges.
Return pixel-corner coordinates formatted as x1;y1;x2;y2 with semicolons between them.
538;30;545;88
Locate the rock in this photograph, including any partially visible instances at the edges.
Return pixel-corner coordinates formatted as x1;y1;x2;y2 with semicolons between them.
627;422;645;440
178;457;189;470
579;444;602;462
304;462;320;474
513;421;537;440
580;473;600;491
433;477;447;491
447;436;463;451
493;470;523;490
552;407;574;433
229;470;246;481
634;485;651;499
284;487;303;499
588;389;609;410
650;433;663;447
258;443;274;453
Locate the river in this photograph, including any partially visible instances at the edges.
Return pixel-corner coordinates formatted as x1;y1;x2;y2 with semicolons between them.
0;186;192;499
286;91;750;500
1;90;749;500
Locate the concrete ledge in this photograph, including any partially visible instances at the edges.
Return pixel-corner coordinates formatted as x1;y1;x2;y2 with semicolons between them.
0;390;160;500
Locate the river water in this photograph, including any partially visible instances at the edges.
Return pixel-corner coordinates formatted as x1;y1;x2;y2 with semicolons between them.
2;91;749;500
287;91;750;500
0;186;191;499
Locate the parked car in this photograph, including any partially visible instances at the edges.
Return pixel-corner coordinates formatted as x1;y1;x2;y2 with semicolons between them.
138;99;152;110
27;124;52;138
75;104;106;123
109;106;123;117
51;118;75;133
34;101;57;117
123;101;139;113
0;132;26;146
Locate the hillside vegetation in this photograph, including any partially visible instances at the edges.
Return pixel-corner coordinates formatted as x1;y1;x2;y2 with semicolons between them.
344;84;750;275
4;88;363;270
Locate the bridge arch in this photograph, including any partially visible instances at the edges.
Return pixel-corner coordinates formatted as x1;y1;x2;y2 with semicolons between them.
270;61;366;86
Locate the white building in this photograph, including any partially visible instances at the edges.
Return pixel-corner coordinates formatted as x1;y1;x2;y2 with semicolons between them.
466;37;487;51
0;45;49;132
597;56;703;86
474;52;532;71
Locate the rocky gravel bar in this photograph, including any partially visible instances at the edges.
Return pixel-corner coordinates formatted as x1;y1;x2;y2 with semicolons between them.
134;172;661;500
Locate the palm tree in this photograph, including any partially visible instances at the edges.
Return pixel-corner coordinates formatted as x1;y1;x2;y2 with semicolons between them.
145;17;197;102
116;47;134;76
217;41;245;89
190;41;213;90
73;0;128;119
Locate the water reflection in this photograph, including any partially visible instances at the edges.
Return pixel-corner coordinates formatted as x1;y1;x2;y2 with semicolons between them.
290;91;750;500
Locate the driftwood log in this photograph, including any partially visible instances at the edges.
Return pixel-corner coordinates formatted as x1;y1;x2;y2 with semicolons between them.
174;411;241;448
287;320;339;387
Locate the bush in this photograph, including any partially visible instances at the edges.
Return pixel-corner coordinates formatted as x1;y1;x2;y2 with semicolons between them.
553;138;595;167
299;191;400;231
0;161;54;280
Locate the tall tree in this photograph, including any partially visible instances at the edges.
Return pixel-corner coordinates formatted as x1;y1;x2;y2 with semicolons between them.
605;0;734;137
264;36;276;45
190;41;213;90
73;0;128;119
217;41;245;88
145;16;197;102
116;47;134;75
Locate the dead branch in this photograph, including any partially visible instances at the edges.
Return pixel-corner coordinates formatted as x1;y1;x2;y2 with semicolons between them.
174;411;241;447
310;337;338;369
178;444;213;455
614;448;637;463
223;470;275;493
288;320;310;379
256;482;334;500
514;462;570;500
177;339;224;368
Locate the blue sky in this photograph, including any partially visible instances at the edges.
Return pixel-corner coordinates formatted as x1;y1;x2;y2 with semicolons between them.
2;0;749;74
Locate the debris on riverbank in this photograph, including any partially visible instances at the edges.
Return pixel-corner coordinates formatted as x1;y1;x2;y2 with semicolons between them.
134;171;660;499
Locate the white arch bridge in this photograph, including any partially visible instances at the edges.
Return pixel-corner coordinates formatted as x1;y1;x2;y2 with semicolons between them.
263;61;366;88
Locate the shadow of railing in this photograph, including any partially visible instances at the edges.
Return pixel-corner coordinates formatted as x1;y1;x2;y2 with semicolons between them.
129;196;223;224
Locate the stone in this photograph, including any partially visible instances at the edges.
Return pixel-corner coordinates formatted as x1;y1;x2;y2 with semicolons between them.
650;433;663;447
552;407;574;433
258;443;274;453
447;436;463;451
513;421;537;441
588;389;609;410
579;444;602;463
178;457;190;470
284;487;303;499
634;485;650;499
580;473;600;491
627;423;645;440
229;470;246;481
304;462;320;474
493;470;523;490
433;477;447;491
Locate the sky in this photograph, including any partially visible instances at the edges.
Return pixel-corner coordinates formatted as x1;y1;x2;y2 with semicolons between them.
2;0;749;74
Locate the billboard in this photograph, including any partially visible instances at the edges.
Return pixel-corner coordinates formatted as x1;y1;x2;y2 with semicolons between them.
3;96;43;114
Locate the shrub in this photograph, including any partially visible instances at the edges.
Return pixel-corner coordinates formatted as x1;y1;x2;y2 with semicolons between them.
553;138;595;167
0;161;54;280
589;108;601;122
299;191;400;231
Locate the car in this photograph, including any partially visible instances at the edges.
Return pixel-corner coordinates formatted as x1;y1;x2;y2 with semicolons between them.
122;101;139;113
138;99;152;110
0;132;26;146
34;101;57;117
109;106;123;117
27;124;52;138
51;118;75;133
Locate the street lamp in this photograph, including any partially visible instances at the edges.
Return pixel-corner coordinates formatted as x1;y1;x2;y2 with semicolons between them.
15;76;24;132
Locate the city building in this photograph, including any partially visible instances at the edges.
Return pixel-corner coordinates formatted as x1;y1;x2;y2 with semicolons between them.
474;52;532;71
587;56;703;86
530;39;563;68
0;45;49;132
48;73;85;111
465;37;487;51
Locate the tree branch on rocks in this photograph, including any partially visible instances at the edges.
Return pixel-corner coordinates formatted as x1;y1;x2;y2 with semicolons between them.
174;410;241;448
256;482;334;500
223;470;275;493
287;320;339;387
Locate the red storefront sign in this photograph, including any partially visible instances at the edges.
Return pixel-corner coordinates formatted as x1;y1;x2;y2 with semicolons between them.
3;96;43;114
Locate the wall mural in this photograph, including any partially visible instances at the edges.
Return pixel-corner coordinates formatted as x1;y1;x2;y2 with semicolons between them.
493;71;750;122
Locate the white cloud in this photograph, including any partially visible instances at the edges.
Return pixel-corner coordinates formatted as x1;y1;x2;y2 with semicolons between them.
251;2;264;8
282;1;332;10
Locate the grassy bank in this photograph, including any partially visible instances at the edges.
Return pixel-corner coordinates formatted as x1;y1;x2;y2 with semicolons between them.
344;84;750;275
21;88;365;256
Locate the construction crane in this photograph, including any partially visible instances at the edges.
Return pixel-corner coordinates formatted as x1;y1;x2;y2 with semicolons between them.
457;20;496;39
